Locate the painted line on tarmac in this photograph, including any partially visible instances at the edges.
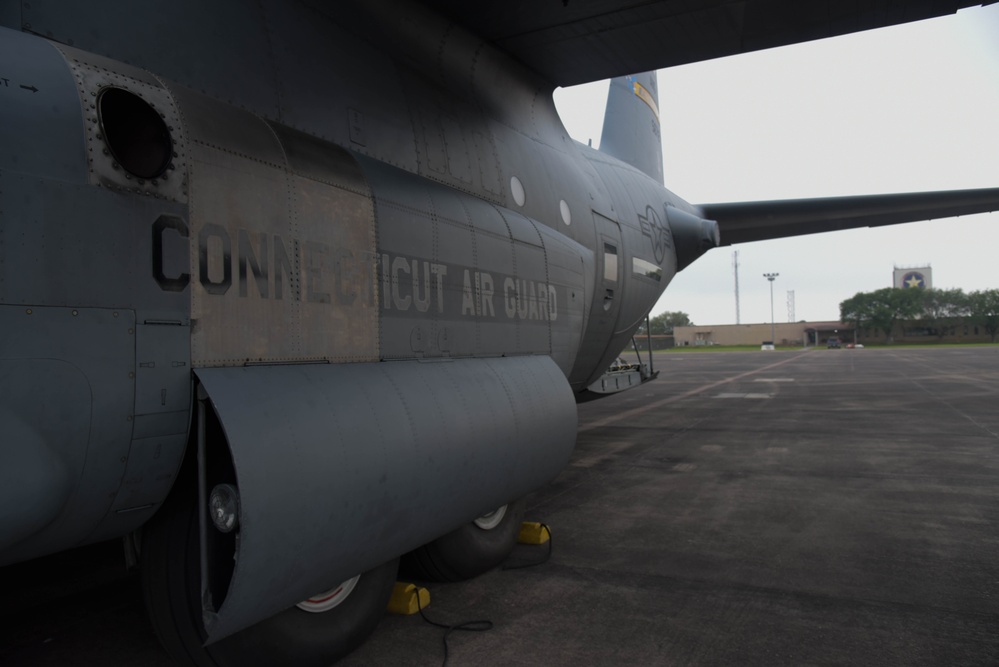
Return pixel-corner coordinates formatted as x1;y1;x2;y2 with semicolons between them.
714;392;772;399
885;352;999;441
578;352;808;433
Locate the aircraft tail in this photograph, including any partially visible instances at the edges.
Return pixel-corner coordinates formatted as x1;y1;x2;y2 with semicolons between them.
599;71;663;183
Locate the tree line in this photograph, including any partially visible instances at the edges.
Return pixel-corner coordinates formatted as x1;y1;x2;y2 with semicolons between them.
839;287;999;343
635;311;693;335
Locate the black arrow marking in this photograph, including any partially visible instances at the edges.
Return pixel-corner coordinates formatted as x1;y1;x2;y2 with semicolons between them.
20;84;38;93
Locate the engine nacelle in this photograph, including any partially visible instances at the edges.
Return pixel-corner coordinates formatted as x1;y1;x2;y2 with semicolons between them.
667;206;720;272
195;355;576;641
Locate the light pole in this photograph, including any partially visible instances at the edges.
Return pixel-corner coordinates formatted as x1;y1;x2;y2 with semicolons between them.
763;273;779;345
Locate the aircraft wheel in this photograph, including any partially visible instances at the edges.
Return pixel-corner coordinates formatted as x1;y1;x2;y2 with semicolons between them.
141;491;398;667
402;497;526;581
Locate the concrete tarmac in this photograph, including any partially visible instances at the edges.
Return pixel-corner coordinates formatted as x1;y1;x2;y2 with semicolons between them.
3;347;999;666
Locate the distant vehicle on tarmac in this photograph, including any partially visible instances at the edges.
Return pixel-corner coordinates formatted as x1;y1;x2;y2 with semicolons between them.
828;337;842;348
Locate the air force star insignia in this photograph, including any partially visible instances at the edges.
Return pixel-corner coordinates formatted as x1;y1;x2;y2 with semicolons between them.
638;205;669;264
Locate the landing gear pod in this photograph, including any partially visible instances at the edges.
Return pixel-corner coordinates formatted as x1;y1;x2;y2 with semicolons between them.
142;487;399;667
401;498;528;581
169;355;576;649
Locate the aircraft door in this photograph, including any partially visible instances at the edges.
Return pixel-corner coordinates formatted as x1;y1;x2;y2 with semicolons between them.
595;211;623;326
568;211;625;387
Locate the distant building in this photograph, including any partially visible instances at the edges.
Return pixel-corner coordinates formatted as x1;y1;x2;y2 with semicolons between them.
672;321;846;347
893;265;932;289
672;318;991;347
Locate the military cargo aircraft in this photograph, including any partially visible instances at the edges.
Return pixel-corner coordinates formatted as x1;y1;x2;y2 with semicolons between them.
2;1;998;664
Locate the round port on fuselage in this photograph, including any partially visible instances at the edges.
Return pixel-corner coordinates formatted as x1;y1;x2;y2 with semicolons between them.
97;87;173;179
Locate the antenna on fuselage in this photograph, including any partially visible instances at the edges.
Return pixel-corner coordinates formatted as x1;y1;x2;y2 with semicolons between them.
598;71;663;183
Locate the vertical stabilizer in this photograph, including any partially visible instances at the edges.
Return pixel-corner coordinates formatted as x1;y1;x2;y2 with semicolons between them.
599;71;663;183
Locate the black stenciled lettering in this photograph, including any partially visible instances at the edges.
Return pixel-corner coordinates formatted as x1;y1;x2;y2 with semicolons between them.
431;263;447;313
198;223;231;295
503;277;516;318
392;256;411;311
335;248;357;306
516;280;530;319
462;269;476;316
480;272;495;317
237;230;268;298
273;234;298;301
413;259;431;313
305;240;331;304
381;254;392;309
152;215;190;292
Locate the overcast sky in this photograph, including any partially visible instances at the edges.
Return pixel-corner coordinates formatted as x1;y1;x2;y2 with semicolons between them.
553;4;999;326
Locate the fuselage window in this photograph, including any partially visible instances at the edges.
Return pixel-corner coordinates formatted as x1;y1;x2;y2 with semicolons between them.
603;243;618;282
632;257;662;281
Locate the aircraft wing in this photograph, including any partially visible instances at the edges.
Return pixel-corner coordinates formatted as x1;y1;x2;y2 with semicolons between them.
419;0;993;86
698;187;999;246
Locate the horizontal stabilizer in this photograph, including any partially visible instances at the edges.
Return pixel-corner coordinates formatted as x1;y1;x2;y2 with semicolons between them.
699;187;999;246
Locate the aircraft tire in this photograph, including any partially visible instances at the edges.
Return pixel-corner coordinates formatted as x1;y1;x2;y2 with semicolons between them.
401;497;526;582
142;490;398;667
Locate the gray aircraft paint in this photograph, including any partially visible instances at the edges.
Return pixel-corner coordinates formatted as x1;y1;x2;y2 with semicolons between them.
1;0;997;650
196;355;576;640
0;30;192;564
599;72;664;184
0;7;694;627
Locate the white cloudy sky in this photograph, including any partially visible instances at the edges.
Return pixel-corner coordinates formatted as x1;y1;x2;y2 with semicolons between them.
553;4;999;326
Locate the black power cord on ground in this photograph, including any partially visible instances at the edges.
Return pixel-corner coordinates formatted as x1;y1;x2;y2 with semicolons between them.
415;590;492;667
414;523;553;666
503;523;552;571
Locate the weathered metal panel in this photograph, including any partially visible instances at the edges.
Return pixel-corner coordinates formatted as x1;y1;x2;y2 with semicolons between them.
0;306;135;565
0;358;90;557
533;226;591;374
569;211;625;387
94;322;192;535
472;130;502;196
196;355;577;641
0;27;86;184
403;75;486;192
467;225;523;357
586;157;681;342
0;177;188;311
490;124;580;231
0;2;19;28
54;42;190;204
132;324;191;420
176;88;379;365
362;155;582;362
22;0;280;118
270;124;371;195
293;175;379;359
0;31;192;562
0;33;191;313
